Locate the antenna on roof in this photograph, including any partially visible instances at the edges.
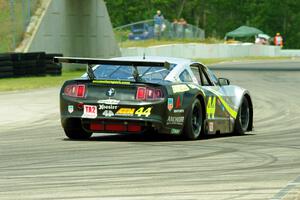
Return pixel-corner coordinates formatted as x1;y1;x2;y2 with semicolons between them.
143;52;146;60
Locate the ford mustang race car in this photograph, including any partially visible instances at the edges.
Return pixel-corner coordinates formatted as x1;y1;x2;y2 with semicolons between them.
54;56;253;140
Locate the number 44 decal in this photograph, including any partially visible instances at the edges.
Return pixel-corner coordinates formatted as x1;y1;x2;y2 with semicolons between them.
207;97;216;119
135;107;152;117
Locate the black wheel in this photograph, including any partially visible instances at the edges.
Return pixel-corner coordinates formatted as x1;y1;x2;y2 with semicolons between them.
234;96;250;135
63;119;92;140
64;128;92;140
183;98;203;140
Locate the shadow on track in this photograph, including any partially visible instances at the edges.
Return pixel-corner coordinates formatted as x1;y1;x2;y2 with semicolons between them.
63;132;255;143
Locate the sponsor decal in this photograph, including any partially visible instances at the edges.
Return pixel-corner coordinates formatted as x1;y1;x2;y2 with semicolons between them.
174;109;184;113
175;95;181;108
116;108;135;116
167;98;173;111
99;104;118;110
97;99;120;105
115;107;152;117
82;105;97;119
68;105;74;113
172;84;189;93
171;128;181;135
167;116;184;125
209;122;214;132
135;107;152;117
102;110;114;117
207;96;216;119
93;80;130;85
106;88;116;97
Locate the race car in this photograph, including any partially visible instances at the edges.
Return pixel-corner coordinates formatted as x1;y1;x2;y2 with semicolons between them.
54;56;253;140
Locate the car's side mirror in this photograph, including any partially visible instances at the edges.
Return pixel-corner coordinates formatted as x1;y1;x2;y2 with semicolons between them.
218;78;230;86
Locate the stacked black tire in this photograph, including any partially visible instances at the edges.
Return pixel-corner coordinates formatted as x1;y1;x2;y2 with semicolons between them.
0;54;14;78
0;52;63;78
45;53;63;76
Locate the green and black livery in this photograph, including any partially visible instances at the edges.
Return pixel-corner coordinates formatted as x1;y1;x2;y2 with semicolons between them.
55;56;253;140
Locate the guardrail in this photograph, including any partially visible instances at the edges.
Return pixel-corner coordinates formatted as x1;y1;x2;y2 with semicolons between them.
0;52;62;78
120;43;282;58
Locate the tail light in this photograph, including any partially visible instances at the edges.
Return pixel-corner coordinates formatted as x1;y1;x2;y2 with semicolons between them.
136;87;146;100
64;84;86;98
136;87;163;100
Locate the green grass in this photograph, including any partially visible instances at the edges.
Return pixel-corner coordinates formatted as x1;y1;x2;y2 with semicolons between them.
0;70;84;92
0;0;39;52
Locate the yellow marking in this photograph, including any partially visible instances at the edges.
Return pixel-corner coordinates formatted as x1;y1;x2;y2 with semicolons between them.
205;87;238;119
93;80;131;85
135;107;152;117
217;96;237;119
116;108;135;115
207;97;216;119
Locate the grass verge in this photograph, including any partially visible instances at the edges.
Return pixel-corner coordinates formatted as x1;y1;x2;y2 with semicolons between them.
0;70;84;92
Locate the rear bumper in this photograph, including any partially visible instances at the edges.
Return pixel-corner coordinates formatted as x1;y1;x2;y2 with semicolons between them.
82;118;162;133
61;117;168;134
60;93;185;135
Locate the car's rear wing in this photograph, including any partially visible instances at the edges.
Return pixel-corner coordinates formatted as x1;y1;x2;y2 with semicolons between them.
54;56;170;81
54;56;170;68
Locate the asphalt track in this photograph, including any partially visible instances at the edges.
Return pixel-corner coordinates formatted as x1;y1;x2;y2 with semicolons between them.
1;60;300;200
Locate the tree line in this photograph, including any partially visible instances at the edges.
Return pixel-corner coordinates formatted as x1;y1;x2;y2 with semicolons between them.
106;0;300;49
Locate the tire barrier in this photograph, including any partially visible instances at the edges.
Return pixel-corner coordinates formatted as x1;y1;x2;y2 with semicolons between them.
0;52;63;78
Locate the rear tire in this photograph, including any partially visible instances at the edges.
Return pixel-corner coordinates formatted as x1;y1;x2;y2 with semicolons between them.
234;96;250;135
63;119;92;140
64;128;92;140
183;98;203;140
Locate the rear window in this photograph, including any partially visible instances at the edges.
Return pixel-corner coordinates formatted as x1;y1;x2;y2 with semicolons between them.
84;64;175;83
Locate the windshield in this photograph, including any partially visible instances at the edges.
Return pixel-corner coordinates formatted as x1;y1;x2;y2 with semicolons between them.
82;64;175;83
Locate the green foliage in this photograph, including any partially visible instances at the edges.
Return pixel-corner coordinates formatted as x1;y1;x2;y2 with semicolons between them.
0;0;40;52
106;0;300;49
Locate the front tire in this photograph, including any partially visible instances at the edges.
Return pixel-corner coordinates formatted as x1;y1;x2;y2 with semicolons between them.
234;96;250;135
183;98;203;140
